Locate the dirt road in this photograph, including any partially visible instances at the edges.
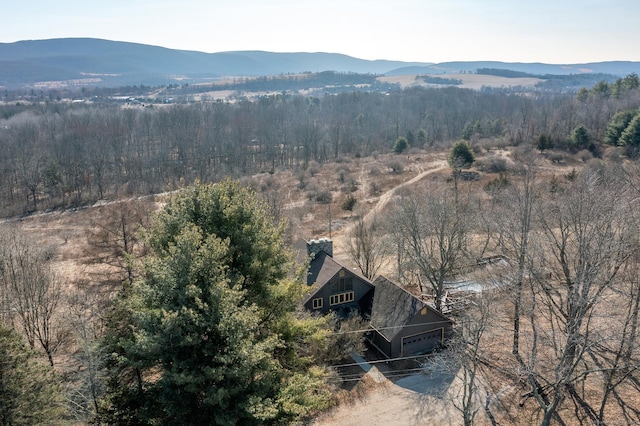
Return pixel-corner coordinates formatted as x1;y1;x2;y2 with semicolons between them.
330;159;448;262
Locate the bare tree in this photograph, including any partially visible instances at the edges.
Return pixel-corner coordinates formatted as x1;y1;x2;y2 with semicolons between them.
85;198;152;286
0;227;67;366
11;121;43;213
346;214;388;280
431;285;497;426
587;257;640;425
494;156;539;359
389;184;474;312
581;163;640;425
525;167;637;426
65;288;108;424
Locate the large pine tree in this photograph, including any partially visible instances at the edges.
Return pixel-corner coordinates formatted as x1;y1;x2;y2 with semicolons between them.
100;179;332;425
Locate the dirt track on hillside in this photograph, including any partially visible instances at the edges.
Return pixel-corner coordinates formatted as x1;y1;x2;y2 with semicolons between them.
329;159;448;263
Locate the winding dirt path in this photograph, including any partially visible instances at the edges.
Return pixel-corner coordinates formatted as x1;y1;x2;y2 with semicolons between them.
363;160;447;223
331;159;448;260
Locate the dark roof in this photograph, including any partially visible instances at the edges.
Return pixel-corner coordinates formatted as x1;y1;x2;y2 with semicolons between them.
370;276;451;341
307;250;343;286
302;251;344;304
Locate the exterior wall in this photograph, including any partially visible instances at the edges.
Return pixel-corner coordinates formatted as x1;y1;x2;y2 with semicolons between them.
369;329;392;358
390;310;452;358
305;268;373;318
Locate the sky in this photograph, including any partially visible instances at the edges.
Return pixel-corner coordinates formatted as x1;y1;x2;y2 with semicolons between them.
2;0;639;64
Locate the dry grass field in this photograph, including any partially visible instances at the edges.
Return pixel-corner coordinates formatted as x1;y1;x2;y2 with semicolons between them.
377;73;543;90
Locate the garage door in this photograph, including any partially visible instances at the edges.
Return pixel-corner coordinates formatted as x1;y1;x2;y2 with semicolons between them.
401;329;444;356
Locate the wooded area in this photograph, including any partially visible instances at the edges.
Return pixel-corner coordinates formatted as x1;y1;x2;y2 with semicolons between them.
2;74;640;424
1;73;638;218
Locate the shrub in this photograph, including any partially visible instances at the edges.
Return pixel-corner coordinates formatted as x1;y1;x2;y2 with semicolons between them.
386;159;404;174
315;190;333;204
307;161;321;177
484;173;509;193
475;155;507;173
577;149;593;163
369;182;382;196
455;170;480;181
564;168;578;182
340;179;358;194
342;195;357;212
369;165;383;176
548;151;567;164
335;165;351;183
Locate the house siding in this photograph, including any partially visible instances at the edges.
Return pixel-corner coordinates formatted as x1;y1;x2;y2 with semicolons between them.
369;327;392;358
369;276;454;359
304;269;374;318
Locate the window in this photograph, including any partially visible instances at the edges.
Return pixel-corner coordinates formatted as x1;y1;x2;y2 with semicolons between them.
329;291;354;306
330;273;353;293
312;298;323;309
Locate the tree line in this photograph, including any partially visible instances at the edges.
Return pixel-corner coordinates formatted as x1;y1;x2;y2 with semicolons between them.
0;74;638;217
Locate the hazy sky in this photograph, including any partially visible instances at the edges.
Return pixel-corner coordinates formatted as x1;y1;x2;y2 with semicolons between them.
2;0;638;64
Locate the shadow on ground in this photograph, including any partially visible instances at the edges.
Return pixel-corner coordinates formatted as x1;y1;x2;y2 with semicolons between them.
393;368;456;395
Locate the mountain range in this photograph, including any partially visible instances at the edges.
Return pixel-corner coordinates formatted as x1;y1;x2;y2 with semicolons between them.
1;38;639;90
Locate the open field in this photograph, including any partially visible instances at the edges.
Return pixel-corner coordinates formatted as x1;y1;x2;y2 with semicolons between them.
378;73;544;90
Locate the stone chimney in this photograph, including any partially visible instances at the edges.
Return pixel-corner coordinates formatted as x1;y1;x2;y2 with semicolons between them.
307;237;333;258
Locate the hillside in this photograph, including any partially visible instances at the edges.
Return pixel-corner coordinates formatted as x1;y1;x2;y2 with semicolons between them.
0;38;430;89
1;38;640;90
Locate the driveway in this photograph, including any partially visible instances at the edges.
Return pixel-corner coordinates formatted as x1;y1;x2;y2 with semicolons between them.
312;354;462;426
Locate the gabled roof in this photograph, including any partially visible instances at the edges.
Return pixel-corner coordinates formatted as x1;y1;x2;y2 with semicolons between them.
370;276;451;341
307;250;343;286
302;251;344;304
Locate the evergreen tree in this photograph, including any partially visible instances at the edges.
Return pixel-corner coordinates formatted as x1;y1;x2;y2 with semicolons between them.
604;110;637;146
448;141;475;169
622;72;640;91
101;179;332;425
405;130;415;147
534;133;554;151
0;324;66;425
569;125;590;151
416;128;428;147
620;114;640;158
393;136;409;154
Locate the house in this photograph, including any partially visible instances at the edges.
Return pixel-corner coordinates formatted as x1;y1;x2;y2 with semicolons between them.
369;276;453;358
304;238;375;319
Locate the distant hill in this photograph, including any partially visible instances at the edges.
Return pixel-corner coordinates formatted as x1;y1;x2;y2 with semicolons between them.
0;38;430;89
1;38;639;89
386;61;640;77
